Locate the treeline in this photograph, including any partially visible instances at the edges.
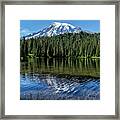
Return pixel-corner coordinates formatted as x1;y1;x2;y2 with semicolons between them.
20;31;100;61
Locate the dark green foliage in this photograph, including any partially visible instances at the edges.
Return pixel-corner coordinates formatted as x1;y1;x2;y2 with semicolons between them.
20;31;100;60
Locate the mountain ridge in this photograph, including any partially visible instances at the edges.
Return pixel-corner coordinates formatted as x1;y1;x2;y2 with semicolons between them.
21;22;82;40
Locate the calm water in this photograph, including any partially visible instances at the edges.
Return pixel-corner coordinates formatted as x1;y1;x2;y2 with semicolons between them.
20;58;100;100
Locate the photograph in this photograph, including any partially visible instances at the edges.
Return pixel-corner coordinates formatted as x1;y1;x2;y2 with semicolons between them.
2;1;118;118
20;20;100;100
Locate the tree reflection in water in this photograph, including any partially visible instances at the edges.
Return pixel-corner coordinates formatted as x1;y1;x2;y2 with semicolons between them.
20;58;100;100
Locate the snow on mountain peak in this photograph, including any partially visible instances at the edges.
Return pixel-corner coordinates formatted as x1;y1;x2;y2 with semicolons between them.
22;22;82;40
52;22;61;26
52;22;75;29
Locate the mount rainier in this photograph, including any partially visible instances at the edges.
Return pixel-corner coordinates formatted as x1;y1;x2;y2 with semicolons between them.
22;22;82;40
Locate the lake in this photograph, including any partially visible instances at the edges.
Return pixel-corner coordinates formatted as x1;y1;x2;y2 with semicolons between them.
20;58;100;100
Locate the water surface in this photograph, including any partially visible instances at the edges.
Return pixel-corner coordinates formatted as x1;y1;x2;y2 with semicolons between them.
20;58;100;100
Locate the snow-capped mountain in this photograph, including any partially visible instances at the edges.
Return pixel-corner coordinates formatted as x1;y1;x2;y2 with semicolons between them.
22;22;81;40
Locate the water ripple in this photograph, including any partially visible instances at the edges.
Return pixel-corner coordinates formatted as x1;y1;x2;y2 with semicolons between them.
20;73;100;100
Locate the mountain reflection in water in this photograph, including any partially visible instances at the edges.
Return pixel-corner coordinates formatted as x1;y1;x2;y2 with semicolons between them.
20;58;100;100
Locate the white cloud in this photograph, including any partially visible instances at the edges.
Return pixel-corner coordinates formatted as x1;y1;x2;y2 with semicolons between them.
20;28;31;37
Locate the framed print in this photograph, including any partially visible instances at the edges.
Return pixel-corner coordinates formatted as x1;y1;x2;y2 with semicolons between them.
0;0;120;119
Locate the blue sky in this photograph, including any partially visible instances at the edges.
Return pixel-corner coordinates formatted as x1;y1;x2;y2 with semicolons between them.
20;20;100;37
